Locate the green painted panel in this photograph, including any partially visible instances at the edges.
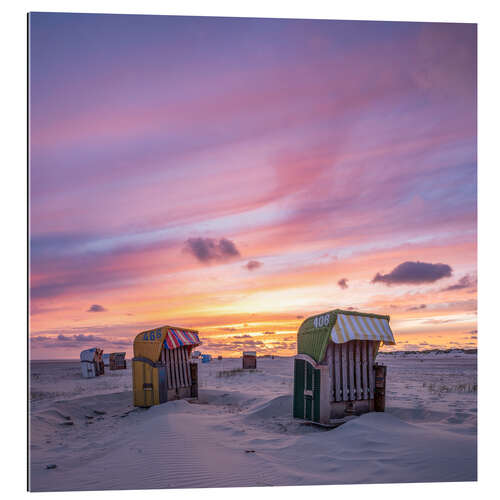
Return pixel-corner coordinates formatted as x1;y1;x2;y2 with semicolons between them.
298;310;337;363
306;362;313;390
293;359;305;419
305;396;312;420
313;368;321;423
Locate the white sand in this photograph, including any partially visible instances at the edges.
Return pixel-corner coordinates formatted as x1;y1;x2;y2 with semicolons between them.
29;354;477;491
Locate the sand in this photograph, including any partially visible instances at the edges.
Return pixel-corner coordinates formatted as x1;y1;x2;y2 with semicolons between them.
29;353;477;492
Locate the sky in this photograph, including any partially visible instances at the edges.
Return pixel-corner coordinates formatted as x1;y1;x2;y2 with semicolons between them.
29;13;477;359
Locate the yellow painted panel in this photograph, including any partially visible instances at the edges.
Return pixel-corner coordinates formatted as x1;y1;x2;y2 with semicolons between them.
132;360;157;407
133;326;167;363
153;368;159;406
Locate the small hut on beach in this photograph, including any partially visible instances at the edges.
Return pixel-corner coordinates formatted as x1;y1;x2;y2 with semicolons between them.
242;351;257;369
132;326;201;407
80;348;105;378
108;352;126;370
293;309;396;425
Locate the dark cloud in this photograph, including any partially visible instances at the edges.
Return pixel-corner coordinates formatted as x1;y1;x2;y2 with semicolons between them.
371;261;452;285
74;334;106;342
57;333;106;342
296;315;304;319
233;334;252;339
442;274;476;291
30;336;52;343
337;278;349;289
244;260;262;271
241;340;264;347
31;333;127;350
87;304;107;313
108;339;132;346
184;237;240;263
218;238;240;257
203;338;267;351
407;304;427;311
263;331;275;335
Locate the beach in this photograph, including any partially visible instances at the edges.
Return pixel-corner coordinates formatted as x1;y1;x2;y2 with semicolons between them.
29;353;477;492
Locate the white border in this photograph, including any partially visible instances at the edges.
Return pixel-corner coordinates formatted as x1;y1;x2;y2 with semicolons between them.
3;1;498;499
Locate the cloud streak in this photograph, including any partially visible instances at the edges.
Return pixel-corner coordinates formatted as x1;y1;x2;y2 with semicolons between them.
442;274;476;291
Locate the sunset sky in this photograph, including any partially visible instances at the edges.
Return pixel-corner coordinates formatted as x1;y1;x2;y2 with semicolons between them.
29;13;477;359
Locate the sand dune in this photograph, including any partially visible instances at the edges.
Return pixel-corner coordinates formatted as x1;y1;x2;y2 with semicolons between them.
29;355;476;491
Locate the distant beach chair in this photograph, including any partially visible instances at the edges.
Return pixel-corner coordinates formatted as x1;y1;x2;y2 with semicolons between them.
242;351;257;369
80;347;105;378
293;309;396;425
108;352;126;370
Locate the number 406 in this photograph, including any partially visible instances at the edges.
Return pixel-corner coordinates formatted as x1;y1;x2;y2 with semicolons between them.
313;313;330;328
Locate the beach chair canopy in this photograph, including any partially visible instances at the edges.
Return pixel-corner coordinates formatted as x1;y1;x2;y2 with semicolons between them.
298;309;396;364
133;326;201;362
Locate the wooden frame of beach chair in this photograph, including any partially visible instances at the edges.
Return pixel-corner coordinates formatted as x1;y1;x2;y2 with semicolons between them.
293;309;395;425
242;351;257;369
132;326;201;407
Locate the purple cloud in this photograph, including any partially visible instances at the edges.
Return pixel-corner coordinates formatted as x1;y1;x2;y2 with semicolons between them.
407;304;427;311
442;274;476;291
87;304;107;312
371;261;452;285
184;237;240;263
337;278;349;289
244;260;262;271
58;333;106;342
74;334;106;342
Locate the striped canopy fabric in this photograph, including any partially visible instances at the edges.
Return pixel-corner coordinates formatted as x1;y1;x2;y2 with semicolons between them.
163;328;201;350
332;313;396;345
